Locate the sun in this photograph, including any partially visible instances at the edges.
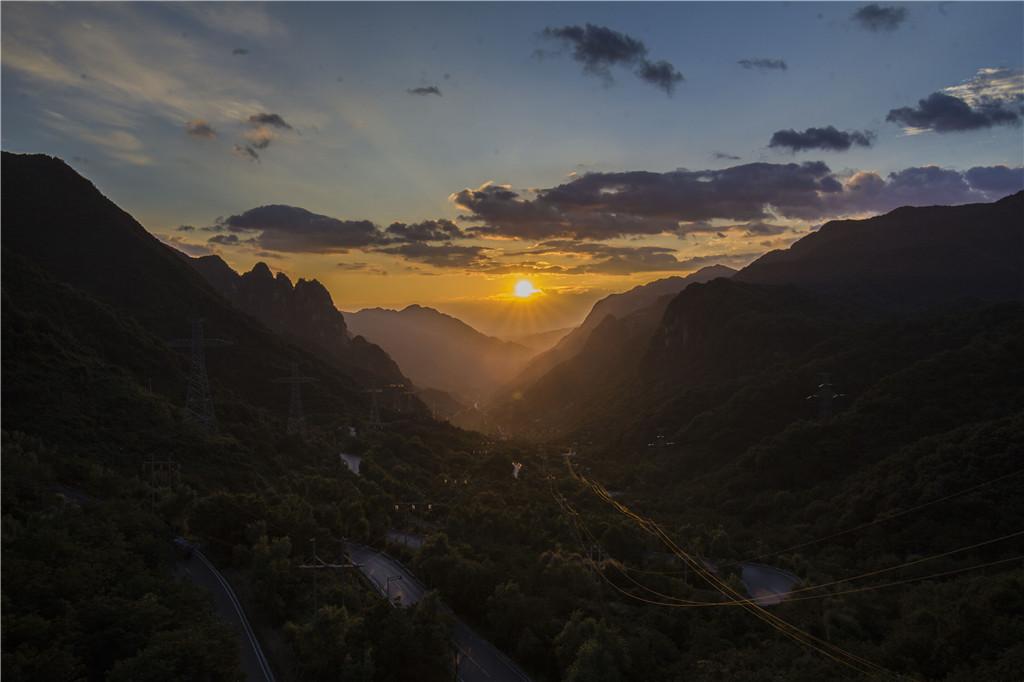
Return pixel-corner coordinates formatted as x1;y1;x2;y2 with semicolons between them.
514;279;540;299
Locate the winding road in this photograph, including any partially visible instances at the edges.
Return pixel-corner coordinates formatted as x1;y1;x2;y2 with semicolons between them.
346;543;532;682
176;545;276;682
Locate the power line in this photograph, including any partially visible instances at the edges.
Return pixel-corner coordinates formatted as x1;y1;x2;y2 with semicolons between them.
567;460;891;677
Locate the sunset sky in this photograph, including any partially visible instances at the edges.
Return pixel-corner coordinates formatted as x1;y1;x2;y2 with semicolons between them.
3;2;1022;336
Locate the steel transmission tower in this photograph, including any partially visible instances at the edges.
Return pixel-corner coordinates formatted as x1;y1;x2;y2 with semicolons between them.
806;373;844;419
274;362;318;437
168;319;231;432
364;388;383;429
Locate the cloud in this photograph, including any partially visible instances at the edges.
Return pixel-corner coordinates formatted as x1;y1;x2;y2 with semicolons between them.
738;58;787;71
964;165;1024;197
337;261;388;275
509;243;759;275
453;163;843;239
825;164;1024;214
244;126;275;149
374;242;492;268
453;160;1024;240
234;112;294;158
713;152;742;161
635;59;684;94
886;68;1024;134
944;67;1024;108
162;234;213;257
233;144;260;162
886;92;1020;133
738;222;789;236
541;23;683;94
176;225;197;232
385;219;465;242
407;86;442;96
769;126;874;152
207;234;246;246
185;119;216;139
220;205;385;253
232;48;249;56
248;112;292;129
852;4;908;31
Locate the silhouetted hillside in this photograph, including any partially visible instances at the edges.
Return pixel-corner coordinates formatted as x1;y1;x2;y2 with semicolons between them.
1;152;378;432
191;256;406;387
346;305;535;401
503;265;735;397
736;192;1024;308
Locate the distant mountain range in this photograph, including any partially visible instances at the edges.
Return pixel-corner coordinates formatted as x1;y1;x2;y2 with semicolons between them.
190;256;405;386
498;264;737;398
345;305;536;401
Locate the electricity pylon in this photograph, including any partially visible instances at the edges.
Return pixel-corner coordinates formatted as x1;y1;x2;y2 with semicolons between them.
274;362;317;437
364;388;383;429
806;373;844;419
168;319;231;432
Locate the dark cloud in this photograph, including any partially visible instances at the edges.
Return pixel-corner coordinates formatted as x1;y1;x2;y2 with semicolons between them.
176;224;197;232
248;113;293;130
454;162;843;240
163;235;213;257
964;165;1024;197
560;248;758;275
738;222;789;236
825;164;1024;214
738;58;787;71
635;59;684;94
852;4;908;31
337;262;387;275
542;23;683;94
185;119;217;139
713;152;742;161
385;219;465;242
208;234;244;246
374;242;491;268
232;144;260;162
453;160;1023;240
232;48;249;56
769;126;874;152
886;92;1020;132
407;86;442;96
220;205;384;253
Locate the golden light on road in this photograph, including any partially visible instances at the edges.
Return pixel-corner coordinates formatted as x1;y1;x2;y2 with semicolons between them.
514;279;540;299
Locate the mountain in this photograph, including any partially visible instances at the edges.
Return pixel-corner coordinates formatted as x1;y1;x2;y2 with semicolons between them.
0;152;384;434
504;327;572;353
345;305;535;401
486;195;1024;440
190;256;405;386
736;192;1024;308
497;264;736;397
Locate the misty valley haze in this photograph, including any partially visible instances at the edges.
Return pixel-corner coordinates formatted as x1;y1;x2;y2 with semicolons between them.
2;2;1023;682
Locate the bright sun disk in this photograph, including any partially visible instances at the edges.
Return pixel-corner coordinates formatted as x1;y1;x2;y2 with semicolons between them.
514;279;539;298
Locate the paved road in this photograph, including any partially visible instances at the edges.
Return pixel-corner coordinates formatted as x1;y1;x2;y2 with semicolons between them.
176;546;276;682
347;543;532;682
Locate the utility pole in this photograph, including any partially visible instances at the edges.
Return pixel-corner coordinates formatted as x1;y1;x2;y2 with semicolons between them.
273;363;318;438
168;319;231;432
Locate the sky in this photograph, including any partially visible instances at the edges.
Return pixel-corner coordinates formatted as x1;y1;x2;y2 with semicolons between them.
3;2;1022;336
